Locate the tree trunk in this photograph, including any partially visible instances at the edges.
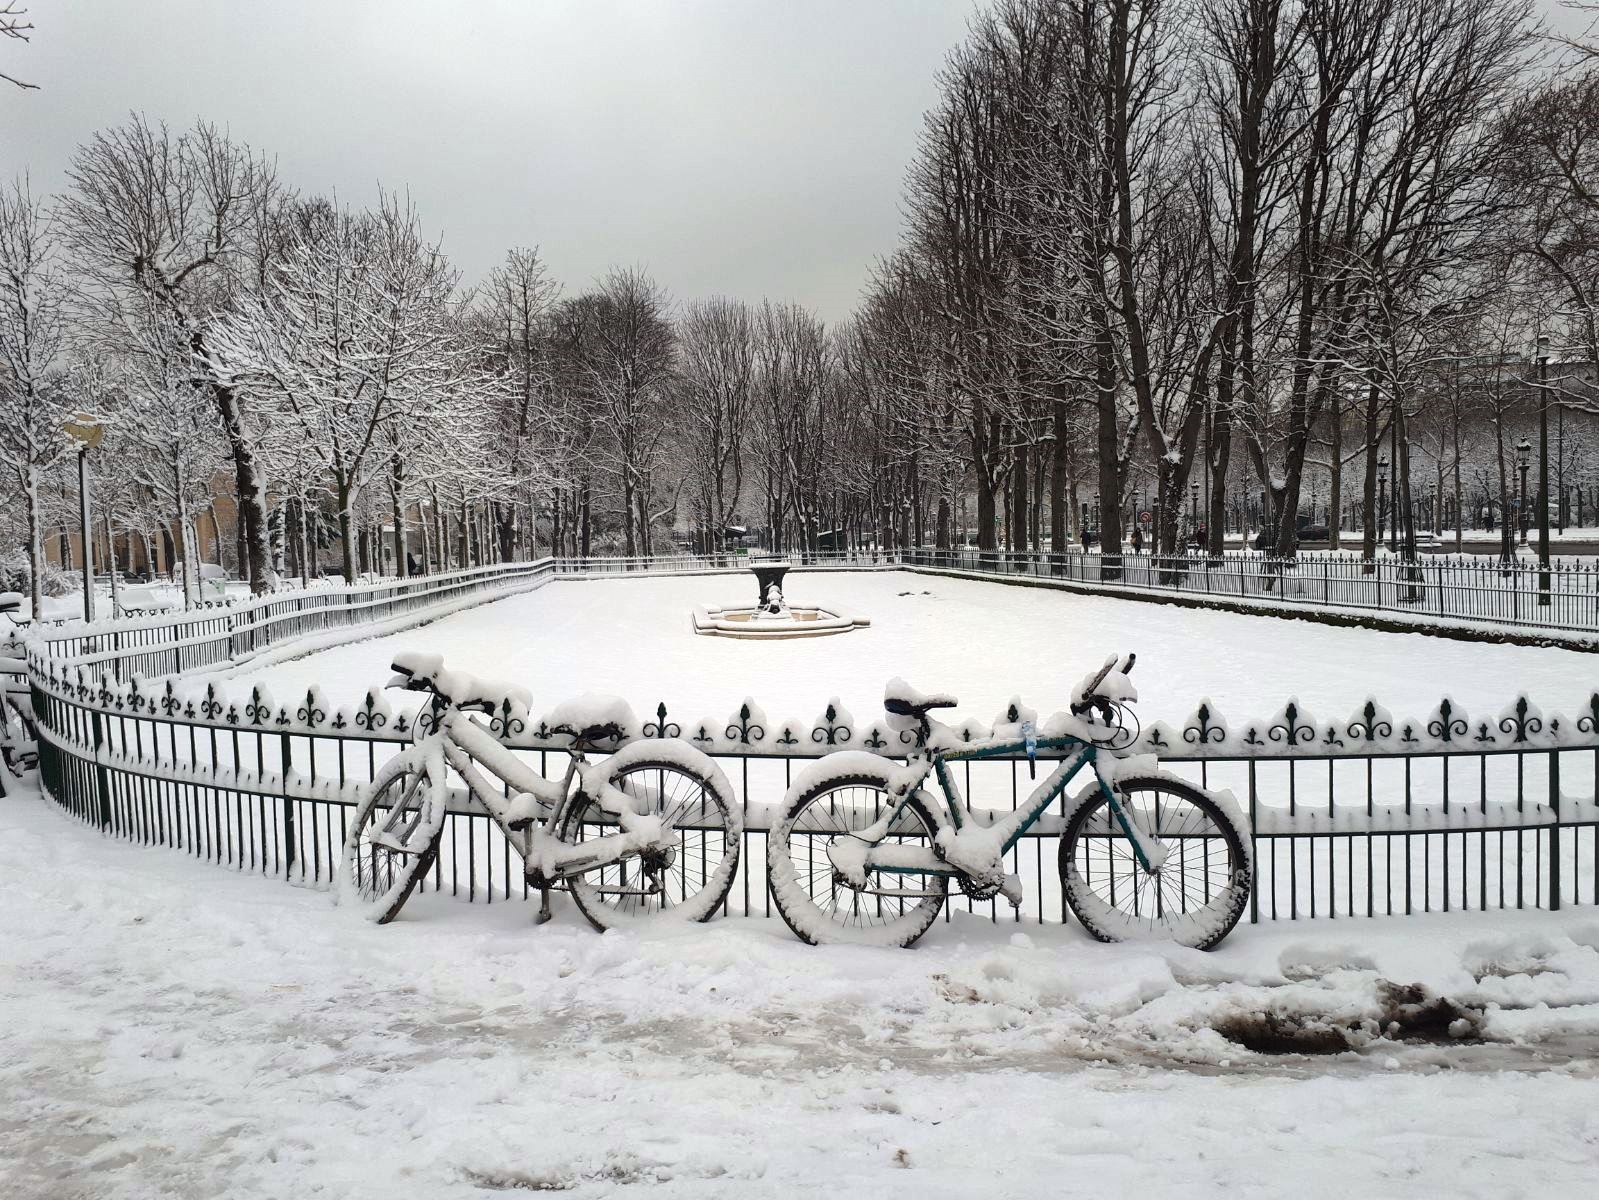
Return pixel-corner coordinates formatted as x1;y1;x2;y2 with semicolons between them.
23;466;43;619
336;478;355;582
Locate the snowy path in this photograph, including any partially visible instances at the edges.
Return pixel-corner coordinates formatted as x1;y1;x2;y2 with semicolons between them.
5;781;1599;1198
215;571;1597;727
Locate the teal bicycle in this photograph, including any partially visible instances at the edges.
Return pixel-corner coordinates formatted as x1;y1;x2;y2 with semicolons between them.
766;655;1252;949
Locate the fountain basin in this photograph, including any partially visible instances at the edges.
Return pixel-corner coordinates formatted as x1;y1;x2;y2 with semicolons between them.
691;603;869;639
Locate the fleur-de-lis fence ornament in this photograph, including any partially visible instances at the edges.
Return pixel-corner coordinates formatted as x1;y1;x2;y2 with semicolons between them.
1427;698;1467;744
1268;701;1315;750
1578;694;1599;736
1499;696;1542;744
1183;702;1226;747
199;682;224;720
725;702;766;746
297;689;326;729
811;701;852;747
245;687;272;726
1346;700;1391;743
490;696;526;740
642;702;680;739
355;690;387;731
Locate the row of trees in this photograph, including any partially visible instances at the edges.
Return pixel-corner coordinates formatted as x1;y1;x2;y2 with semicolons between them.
0;115;925;613
858;0;1599;566
9;1;1599;616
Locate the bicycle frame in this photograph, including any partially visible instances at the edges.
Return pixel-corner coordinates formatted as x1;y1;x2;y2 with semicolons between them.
845;730;1168;885
402;706;674;885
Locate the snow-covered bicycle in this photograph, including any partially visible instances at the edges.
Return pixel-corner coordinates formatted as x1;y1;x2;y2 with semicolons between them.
766;655;1252;949
0;593;39;790
338;652;741;929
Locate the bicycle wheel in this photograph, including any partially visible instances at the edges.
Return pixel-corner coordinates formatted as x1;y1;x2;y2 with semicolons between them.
767;754;947;948
557;743;741;930
337;746;447;924
1059;774;1250;950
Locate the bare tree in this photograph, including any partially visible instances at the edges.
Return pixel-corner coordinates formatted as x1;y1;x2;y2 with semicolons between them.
0;177;70;614
675;297;754;550
59;116;285;592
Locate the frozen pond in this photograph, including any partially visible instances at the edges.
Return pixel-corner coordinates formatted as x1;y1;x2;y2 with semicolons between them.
216;569;1595;730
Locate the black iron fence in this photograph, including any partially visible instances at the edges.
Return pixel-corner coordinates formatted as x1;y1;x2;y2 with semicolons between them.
16;559;1599;925
549;547;1599;638
38;559;557;680
901;547;1599;638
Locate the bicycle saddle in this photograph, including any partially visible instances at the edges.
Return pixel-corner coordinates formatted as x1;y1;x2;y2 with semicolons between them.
883;678;957;717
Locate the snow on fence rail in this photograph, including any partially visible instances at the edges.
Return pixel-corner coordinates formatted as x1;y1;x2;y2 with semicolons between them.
8;557;1597;927
544;547;1599;639
903;547;1599;639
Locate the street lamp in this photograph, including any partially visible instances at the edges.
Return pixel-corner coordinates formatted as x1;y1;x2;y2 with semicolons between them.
1377;456;1389;549
63;412;106;623
1516;437;1532;547
1535;336;1552;605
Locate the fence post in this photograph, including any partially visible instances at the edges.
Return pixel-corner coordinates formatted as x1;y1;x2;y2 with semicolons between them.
90;707;112;831
1248;759;1259;924
280;730;296;879
1548;749;1561;912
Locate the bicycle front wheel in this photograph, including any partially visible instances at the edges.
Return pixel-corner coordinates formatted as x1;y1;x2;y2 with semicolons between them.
1059;774;1250;950
557;743;740;930
337;746;446;924
767;754;947;948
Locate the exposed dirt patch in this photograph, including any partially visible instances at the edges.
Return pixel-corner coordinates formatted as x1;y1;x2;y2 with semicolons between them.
1214;981;1484;1055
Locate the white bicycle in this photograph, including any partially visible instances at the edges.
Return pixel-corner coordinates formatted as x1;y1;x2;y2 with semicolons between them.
338;653;742;929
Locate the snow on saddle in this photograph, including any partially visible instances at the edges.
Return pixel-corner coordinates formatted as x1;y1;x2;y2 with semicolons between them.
882;678;957;718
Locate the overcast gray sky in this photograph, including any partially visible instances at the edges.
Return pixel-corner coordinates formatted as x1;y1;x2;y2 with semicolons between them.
6;0;977;323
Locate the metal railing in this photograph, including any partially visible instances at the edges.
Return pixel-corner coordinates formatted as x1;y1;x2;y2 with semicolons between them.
17;585;1599;926
899;547;1599;638
35;559;558;680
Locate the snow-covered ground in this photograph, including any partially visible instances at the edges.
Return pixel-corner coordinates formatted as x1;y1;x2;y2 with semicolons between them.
4;777;1599;1199
214;570;1594;728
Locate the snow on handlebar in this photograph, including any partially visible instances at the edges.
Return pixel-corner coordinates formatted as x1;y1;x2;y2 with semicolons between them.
1071;652;1138;713
384;653;532;713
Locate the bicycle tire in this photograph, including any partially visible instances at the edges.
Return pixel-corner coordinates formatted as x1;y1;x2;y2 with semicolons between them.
337;746;447;924
1058;773;1250;950
557;742;741;930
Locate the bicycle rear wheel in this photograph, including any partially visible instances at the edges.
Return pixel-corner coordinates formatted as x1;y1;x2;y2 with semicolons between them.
1058;774;1250;950
337;746;446;923
557;744;740;930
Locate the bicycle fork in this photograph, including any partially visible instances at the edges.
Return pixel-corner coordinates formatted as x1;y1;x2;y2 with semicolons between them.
1092;757;1169;875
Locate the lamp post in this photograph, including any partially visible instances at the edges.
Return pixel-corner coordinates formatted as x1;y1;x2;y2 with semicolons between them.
1189;482;1199;546
63;413;106;623
1377;456;1389;550
1516;437;1531;547
1536;336;1551;605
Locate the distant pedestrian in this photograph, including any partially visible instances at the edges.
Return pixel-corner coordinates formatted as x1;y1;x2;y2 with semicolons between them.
1131;526;1144;553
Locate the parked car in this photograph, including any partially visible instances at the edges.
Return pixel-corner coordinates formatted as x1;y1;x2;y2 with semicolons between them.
1253;522;1330;552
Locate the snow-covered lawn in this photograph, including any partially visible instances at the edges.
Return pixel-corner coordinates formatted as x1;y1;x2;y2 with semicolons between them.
215;569;1594;727
4;779;1599;1198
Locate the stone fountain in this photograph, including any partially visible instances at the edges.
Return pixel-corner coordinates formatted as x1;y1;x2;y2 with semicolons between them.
691;561;869;639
